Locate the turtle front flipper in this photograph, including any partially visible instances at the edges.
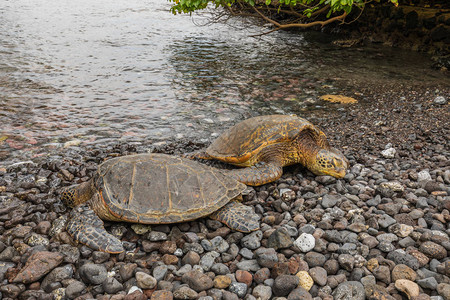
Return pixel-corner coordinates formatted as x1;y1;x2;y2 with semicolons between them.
228;162;283;186
67;205;124;254
210;201;260;233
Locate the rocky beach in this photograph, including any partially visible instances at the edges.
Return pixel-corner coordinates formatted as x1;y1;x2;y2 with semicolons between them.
0;82;449;300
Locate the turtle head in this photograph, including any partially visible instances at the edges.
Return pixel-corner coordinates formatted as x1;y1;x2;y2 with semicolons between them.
309;148;348;178
61;181;93;207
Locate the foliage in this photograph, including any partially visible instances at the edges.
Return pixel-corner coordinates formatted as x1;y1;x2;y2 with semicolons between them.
169;0;399;32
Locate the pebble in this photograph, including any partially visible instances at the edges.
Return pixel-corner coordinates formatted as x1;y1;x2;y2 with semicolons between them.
437;283;450;299
273;275;300;296
103;277;124;294
267;227;293;250
182;270;214;292
332;281;365;300
296;271;314;291
392;264;417;282
240;230;262;250
173;285;198;300
65;281;86;299
11;251;64;284
255;247;278;268
136;271;157;289
78;263;108;285
253;284;272;300
417;277;438;290
228;282;247;298
294;233;315;252
309;267;327;286
214;275;231;289
419;241;448;260
395;279;420;298
433;96;447;105
387;250;420;270
381;147;396;158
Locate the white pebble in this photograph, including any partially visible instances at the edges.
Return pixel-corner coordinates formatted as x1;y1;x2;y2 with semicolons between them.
381;147;396;158
294;233;316;252
417;170;432;182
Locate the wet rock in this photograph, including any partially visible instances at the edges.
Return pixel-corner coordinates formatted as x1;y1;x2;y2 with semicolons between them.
11;251;64;284
182;270;214;292
273;274;300;296
136;271;157;289
79;263;108;285
395;279;420;299
332;281;365;300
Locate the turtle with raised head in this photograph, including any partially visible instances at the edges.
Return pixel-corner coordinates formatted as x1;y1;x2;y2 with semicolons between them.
60;153;259;253
187;114;348;186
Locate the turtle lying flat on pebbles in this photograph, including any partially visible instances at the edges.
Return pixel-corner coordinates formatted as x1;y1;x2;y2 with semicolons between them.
187;114;349;186
60;153;259;253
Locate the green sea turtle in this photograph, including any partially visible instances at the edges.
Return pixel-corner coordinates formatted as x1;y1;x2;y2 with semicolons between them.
60;153;259;253
187;114;348;186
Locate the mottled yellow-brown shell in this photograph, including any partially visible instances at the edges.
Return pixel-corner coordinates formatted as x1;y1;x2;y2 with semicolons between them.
92;154;245;224
205;115;326;165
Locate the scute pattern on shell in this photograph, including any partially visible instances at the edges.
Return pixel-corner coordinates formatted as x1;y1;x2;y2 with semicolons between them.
205;115;326;164
93;154;246;223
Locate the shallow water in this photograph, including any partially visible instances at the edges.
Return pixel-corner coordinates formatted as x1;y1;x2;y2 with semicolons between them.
0;0;448;165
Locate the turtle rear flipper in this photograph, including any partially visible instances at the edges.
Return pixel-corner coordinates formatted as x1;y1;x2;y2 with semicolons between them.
228;162;283;186
67;206;124;254
210;201;260;233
